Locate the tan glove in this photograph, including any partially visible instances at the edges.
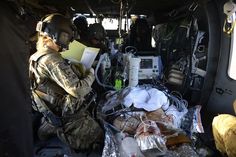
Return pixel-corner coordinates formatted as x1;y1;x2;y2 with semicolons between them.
71;63;86;78
85;68;95;76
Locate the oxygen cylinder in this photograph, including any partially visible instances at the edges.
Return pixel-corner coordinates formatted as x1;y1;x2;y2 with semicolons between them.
129;57;141;87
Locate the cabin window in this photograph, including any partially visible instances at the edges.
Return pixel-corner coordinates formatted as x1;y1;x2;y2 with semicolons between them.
87;17;131;30
87;17;96;25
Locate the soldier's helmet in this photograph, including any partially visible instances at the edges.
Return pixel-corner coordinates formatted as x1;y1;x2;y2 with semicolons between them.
36;13;77;50
73;15;88;33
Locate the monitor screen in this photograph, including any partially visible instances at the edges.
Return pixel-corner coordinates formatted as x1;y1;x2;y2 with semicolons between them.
140;59;153;69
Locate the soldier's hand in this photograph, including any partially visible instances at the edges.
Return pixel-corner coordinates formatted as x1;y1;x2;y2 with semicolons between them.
71;63;86;77
85;68;94;76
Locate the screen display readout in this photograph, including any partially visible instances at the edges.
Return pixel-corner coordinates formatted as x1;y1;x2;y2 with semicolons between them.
140;59;153;69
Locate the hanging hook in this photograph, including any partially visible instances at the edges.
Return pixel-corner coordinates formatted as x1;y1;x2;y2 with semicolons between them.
223;1;236;34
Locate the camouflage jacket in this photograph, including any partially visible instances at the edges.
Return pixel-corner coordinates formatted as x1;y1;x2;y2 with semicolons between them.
29;48;95;116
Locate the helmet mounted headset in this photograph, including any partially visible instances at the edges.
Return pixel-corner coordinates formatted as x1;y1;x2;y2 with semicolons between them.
36;13;77;51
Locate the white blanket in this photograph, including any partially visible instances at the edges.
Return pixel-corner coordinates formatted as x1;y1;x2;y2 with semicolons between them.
123;87;169;112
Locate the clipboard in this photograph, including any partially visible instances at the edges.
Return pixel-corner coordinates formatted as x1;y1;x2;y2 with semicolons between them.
61;40;100;69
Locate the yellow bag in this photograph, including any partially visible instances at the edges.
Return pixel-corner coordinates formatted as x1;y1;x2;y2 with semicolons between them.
212;114;236;157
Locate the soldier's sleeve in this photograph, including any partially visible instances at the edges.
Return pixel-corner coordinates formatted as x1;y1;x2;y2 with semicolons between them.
41;53;95;98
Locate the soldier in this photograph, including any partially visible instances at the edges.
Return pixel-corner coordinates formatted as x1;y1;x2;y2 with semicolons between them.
88;14;108;54
29;13;104;151
73;15;90;46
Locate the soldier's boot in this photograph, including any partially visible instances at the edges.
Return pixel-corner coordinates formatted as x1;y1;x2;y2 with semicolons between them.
38;118;58;141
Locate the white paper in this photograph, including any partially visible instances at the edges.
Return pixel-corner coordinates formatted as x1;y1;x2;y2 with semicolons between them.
80;47;99;69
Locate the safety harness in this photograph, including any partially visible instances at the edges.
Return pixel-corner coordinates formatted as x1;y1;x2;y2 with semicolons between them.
29;51;64;127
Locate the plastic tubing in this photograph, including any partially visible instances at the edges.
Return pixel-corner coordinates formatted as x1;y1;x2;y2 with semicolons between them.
95;54;115;89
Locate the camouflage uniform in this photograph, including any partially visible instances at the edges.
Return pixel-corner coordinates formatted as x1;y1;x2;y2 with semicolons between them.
29;48;103;150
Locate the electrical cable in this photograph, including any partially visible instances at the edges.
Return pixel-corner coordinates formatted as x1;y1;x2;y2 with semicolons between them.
167;92;188;112
125;46;137;54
